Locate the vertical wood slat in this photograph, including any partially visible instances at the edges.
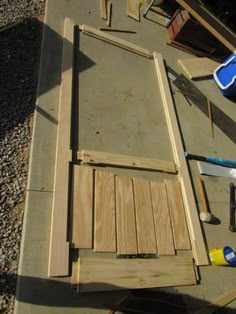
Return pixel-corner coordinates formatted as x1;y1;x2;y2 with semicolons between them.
72;165;93;248
150;182;175;255
133;178;157;254
116;176;137;255
100;0;107;20
48;18;74;276
127;0;140;21
94;170;116;252
165;180;191;250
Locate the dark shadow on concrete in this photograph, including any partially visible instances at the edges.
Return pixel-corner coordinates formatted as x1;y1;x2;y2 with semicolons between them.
0;273;231;312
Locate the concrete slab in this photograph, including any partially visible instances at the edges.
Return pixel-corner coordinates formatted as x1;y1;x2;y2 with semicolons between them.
16;0;236;313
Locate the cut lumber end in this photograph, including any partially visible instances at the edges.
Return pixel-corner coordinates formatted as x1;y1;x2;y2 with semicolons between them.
48;242;69;277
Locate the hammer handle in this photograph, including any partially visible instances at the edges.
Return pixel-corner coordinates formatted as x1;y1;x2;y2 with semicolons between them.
197;177;209;213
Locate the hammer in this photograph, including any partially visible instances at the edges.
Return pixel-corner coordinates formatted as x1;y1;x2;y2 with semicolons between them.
197;177;213;223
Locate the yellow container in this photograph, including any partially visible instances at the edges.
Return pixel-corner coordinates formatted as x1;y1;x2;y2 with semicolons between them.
209;247;236;266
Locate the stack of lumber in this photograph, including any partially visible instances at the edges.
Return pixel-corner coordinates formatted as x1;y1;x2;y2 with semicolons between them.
71;165;191;255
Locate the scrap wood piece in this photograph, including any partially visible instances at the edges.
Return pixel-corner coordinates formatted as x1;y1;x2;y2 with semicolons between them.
150;182;175;255
133;177;157;254
71;165;93;249
78;149;177;173
79;24;153;59
48;18;74;277
176;0;236;52
94;170;116;252
75;256;197;291
178;58;220;80
153;52;209;265
165;180;191;250
100;0;107;20
106;0;111;27
116;176;137;255
127;0;140;22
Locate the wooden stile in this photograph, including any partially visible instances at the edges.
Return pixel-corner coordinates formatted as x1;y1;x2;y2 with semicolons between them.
48;18;74;277
133;178;157;254
78;149;177;173
72;165;93;249
75;257;197;291
153;52;209;265
94;170;116;252
165;180;191;250
115;176;137;255
150;182;175;255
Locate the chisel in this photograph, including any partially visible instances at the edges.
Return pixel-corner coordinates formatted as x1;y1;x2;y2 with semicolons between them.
185;152;236;168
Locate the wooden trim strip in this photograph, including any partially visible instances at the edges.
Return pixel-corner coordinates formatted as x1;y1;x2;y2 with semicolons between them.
78;149;177;173
100;0;107;20
176;0;236;51
79;24;153;59
153;52;209;265
76;257;197;291
48;18;74;276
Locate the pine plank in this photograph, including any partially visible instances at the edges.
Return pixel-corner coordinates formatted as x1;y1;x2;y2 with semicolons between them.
76;257;196;291
78;149;176;173
153;52;209;265
79;24;153;59
72;165;93;249
48;18;74;277
178;58;220;79
150;182;175;255
100;0;107;20
127;0;140;21
133;178;157;254
115;176;137;255
165;180;191;250
94;170;116;252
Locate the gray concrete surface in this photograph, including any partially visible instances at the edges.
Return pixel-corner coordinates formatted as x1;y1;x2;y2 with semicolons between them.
15;0;236;313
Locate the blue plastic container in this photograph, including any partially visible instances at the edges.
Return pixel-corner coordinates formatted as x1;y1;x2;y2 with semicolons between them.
213;51;236;96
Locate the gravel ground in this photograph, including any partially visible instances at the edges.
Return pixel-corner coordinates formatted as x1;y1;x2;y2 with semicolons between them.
0;1;45;313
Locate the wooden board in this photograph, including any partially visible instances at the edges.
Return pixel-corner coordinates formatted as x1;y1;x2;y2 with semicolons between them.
100;0;107;20
79;24;153;59
76;257;196;291
176;0;236;51
115;176;137;255
127;0;140;22
153;52;209;265
106;0;111;27
150;182;175;255
165;180;191;250
72;165;93;249
78;149;177;173
133;178;157;254
94;170;116;252
178;58;220;79
48;18;74;277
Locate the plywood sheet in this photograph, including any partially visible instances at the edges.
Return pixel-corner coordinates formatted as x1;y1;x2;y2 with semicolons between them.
150;182;175;255
178;58;220;79
116;176;137;255
72;165;93;248
133;178;157;254
94;170;116;252
77;257;197;291
165;180;191;250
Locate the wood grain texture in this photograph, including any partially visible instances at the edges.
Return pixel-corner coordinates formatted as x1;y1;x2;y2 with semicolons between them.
178;58;219;79
48;18;74;276
150;182;175;255
78;149;176;173
76;257;196;291
115;176;137;255
72;165;93;248
133;178;157;254
165;180;191;250
94;170;116;252
127;0;140;21
100;0;107;20
153;52;209;265
79;24;153;59
106;0;111;27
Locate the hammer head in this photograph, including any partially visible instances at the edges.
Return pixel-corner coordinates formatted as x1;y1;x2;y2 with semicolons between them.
200;211;213;223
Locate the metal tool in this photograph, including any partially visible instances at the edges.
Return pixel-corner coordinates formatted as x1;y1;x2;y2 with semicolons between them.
229;183;236;232
185;151;236;168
